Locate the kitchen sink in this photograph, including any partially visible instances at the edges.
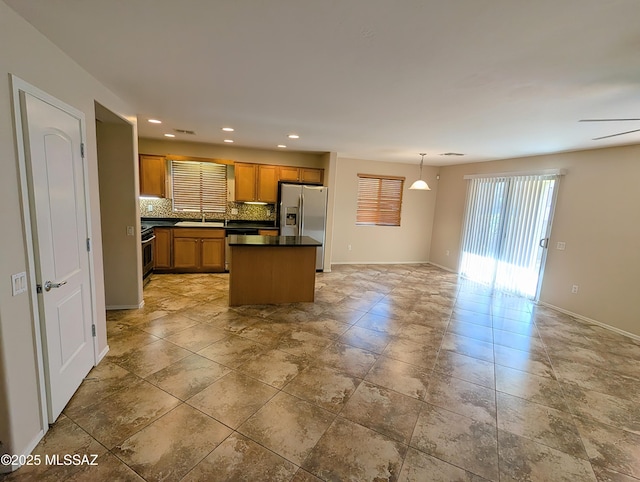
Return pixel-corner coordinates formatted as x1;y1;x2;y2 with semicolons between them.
175;221;225;227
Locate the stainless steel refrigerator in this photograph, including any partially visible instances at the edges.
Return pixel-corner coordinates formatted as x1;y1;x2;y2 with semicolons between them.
279;183;328;271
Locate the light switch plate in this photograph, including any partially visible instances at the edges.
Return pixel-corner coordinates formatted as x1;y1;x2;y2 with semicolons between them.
12;272;27;296
126;226;135;236
556;242;566;250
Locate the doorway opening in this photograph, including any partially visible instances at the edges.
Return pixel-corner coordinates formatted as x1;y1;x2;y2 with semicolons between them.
459;171;562;300
95;102;141;310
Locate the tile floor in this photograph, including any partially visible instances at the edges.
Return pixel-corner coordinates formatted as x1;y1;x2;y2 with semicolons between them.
3;264;640;481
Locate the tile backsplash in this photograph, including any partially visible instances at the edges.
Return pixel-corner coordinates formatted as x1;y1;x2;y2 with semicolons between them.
140;198;276;222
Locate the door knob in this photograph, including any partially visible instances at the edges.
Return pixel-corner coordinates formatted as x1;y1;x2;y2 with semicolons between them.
44;280;67;292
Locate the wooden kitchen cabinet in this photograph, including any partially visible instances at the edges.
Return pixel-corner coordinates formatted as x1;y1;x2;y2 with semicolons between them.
201;237;225;270
139;154;166;197
278;166;300;182
301;168;323;184
258;229;279;236
153;227;172;270
257;165;278;202
234;162;279;203
277;166;324;185
172;228;225;272
234;163;257;202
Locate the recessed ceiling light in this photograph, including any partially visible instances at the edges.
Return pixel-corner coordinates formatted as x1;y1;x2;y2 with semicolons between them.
224;139;234;143
277;145;287;148
164;133;175;138
440;152;465;156
287;134;299;139
222;127;234;132
148;119;162;124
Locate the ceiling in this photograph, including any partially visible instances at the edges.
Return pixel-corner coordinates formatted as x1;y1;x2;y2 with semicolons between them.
6;0;640;166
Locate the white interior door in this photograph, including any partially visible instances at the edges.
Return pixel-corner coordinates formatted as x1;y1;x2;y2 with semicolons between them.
21;91;95;422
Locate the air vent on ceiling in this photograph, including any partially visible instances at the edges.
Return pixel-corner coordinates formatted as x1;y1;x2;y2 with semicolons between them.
174;129;196;135
440;152;465;156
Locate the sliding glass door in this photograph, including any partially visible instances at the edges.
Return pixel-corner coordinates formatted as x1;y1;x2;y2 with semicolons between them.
459;172;560;299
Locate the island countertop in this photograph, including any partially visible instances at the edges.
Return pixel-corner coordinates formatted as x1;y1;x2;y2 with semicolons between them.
227;235;321;247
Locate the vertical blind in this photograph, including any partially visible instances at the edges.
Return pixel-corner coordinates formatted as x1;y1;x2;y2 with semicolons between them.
459;173;559;298
171;160;227;213
356;174;405;226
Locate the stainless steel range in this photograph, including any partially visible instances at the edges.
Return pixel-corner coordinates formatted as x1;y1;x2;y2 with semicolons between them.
141;225;155;284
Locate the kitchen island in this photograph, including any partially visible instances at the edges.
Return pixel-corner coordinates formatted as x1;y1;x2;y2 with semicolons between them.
227;235;322;306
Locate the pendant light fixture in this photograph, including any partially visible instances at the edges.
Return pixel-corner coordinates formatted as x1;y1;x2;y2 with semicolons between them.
409;153;431;190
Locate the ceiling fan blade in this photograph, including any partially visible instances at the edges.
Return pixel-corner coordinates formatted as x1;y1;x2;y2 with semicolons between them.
580;118;640;122
592;128;640;140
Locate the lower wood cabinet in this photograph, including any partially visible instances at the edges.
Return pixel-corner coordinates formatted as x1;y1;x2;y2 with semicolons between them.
258;229;279;236
172;228;225;272
153;227;172;270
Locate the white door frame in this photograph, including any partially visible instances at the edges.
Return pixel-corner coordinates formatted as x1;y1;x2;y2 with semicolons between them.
10;75;99;430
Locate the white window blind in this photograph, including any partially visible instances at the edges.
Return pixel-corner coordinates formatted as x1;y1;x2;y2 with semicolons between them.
460;173;559;299
171;160;227;213
356;174;405;226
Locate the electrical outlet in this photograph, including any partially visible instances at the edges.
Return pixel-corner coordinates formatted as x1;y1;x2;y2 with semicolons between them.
147;204;154;212
571;285;579;294
556;242;566;250
231;208;239;215
266;209;271;216
445;250;450;256
348;244;352;251
126;226;135;236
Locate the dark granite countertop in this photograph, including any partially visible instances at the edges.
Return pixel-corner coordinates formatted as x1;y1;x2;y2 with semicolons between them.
226;221;277;229
227;235;321;247
141;218;276;230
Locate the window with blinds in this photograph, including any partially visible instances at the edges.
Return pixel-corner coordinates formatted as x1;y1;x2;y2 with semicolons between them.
356;174;405;226
171;160;227;213
459;172;561;299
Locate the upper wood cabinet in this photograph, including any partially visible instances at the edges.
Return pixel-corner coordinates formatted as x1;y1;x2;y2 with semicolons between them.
277;166;324;185
235;163;279;203
139;154;166;197
301;168;323;184
278;166;300;182
257;165;278;203
235;162;324;202
234;163;257;202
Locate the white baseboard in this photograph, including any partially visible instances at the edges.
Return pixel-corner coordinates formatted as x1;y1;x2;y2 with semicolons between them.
1;428;47;473
106;302;143;310
428;262;458;273
330;261;430;266
96;345;110;363
538;301;640;342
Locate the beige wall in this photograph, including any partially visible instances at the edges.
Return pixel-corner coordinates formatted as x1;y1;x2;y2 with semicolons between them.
0;1;136;462
430;144;640;336
332;157;439;264
321;152;338;271
138;138;326;168
96;110;142;309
